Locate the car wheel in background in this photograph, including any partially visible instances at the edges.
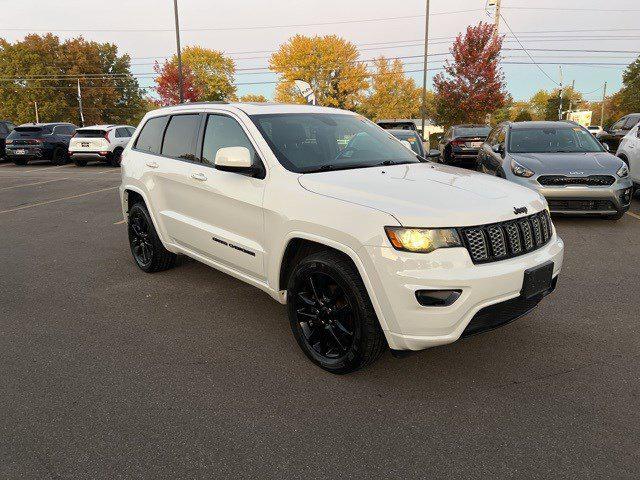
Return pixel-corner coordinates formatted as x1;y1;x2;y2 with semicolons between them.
110;148;123;167
127;202;177;273
51;147;67;166
287;250;386;374
74;158;88;167
13;158;28;166
605;211;625;220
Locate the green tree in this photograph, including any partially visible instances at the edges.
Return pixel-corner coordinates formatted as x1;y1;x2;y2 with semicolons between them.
0;34;145;126
359;57;426;121
615;56;640;117
528;90;551;120
514;109;533;121
270;34;369;109
180;46;236;101
544;87;584;120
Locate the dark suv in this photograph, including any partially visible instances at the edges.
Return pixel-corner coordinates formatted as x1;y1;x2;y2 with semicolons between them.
0;120;16;160
437;124;491;169
6;123;77;165
597;113;640;152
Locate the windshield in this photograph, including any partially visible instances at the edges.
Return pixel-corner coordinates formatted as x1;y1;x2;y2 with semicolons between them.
250;113;421;173
454;126;491;138
508;126;604;153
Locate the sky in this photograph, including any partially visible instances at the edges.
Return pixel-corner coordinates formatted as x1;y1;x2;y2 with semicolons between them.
1;0;639;105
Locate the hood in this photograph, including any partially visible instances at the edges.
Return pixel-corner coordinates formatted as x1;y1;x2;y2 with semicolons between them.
511;151;623;175
298;162;546;227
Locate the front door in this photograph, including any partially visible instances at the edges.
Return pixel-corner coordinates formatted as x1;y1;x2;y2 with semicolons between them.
184;113;266;280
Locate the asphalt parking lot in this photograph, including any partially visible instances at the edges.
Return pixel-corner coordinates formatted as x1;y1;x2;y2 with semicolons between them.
1;160;639;479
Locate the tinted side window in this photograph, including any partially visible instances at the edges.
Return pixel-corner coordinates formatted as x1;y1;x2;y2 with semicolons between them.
201;115;258;167
161;114;200;160
127;127;136;136
611;118;626;130
115;128;128;138
135;116;169;154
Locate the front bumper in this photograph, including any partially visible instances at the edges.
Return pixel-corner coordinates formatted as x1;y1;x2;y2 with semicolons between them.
361;234;564;351
512;177;633;214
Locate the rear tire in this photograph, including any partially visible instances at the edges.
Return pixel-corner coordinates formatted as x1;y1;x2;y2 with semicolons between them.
110;148;123;167
127;203;177;273
287;250;386;374
74;158;87;167
51;147;67;166
13;158;28;166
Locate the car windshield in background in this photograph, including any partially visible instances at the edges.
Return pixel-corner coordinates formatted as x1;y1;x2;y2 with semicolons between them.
250;113;420;173
509;127;604;154
392;132;423;155
454;127;491;137
75;129;106;138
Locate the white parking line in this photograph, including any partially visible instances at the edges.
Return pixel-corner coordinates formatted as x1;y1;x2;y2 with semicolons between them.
626;211;640;220
0;186;118;215
18;164;73;174
0;178;70;191
113;219;126;225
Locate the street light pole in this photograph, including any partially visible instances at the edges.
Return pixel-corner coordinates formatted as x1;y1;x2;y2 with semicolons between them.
420;0;430;142
493;0;502;41
173;0;184;104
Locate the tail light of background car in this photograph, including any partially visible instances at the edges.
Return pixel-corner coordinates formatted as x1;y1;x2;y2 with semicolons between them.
104;130;111;143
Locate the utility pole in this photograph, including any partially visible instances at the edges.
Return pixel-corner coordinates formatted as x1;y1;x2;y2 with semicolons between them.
558;66;563;120
173;0;184;104
77;78;85;127
600;81;607;128
420;0;430;143
492;0;502;41
567;79;575;118
34;101;39;123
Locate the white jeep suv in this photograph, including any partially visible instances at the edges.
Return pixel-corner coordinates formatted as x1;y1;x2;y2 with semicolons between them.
119;103;564;373
69;124;135;167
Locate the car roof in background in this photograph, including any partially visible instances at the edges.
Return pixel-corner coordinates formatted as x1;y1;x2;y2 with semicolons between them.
16;122;75;127
453;124;489;128
509;121;579;130
77;125;116;130
387;129;419;136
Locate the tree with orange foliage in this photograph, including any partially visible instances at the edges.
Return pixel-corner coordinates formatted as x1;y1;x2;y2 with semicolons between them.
433;22;507;126
153;61;201;106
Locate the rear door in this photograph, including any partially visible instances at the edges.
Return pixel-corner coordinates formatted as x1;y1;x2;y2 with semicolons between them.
138;114;202;247
185;112;266;279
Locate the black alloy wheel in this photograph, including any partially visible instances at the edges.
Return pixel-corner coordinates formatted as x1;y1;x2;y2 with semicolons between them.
287;251;386;373
51;147;67;166
127;203;176;272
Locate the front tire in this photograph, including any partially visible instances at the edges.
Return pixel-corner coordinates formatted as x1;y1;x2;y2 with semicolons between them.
605;211;625;220
128;203;177;273
287;250;386;374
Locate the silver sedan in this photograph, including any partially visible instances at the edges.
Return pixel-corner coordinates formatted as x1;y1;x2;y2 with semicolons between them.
477;121;634;219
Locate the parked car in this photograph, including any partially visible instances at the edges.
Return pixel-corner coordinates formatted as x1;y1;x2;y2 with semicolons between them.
388;129;425;157
597;113;640;152
377;119;429;151
437;124;491;169
0;119;16;160
119;102;563;373
587;125;603;137
615;124;640;195
69;125;135;167
478;121;633;219
5;122;77;165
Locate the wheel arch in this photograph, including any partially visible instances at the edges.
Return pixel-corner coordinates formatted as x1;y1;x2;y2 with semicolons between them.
122;186;170;249
276;232;391;332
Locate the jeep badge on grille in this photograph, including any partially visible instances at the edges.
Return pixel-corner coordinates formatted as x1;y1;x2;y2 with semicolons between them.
514;206;528;215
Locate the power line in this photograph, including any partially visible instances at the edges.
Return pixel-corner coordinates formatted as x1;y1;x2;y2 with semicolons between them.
499;13;559;86
0;9;485;33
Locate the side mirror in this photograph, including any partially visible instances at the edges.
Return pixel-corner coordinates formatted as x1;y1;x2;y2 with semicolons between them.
215;146;252;171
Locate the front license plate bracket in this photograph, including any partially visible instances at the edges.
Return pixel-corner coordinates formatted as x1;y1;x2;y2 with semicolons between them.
521;261;554;299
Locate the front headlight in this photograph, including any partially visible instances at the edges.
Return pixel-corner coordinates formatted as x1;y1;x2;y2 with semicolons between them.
385;227;462;253
617;163;629;178
511;159;534;178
